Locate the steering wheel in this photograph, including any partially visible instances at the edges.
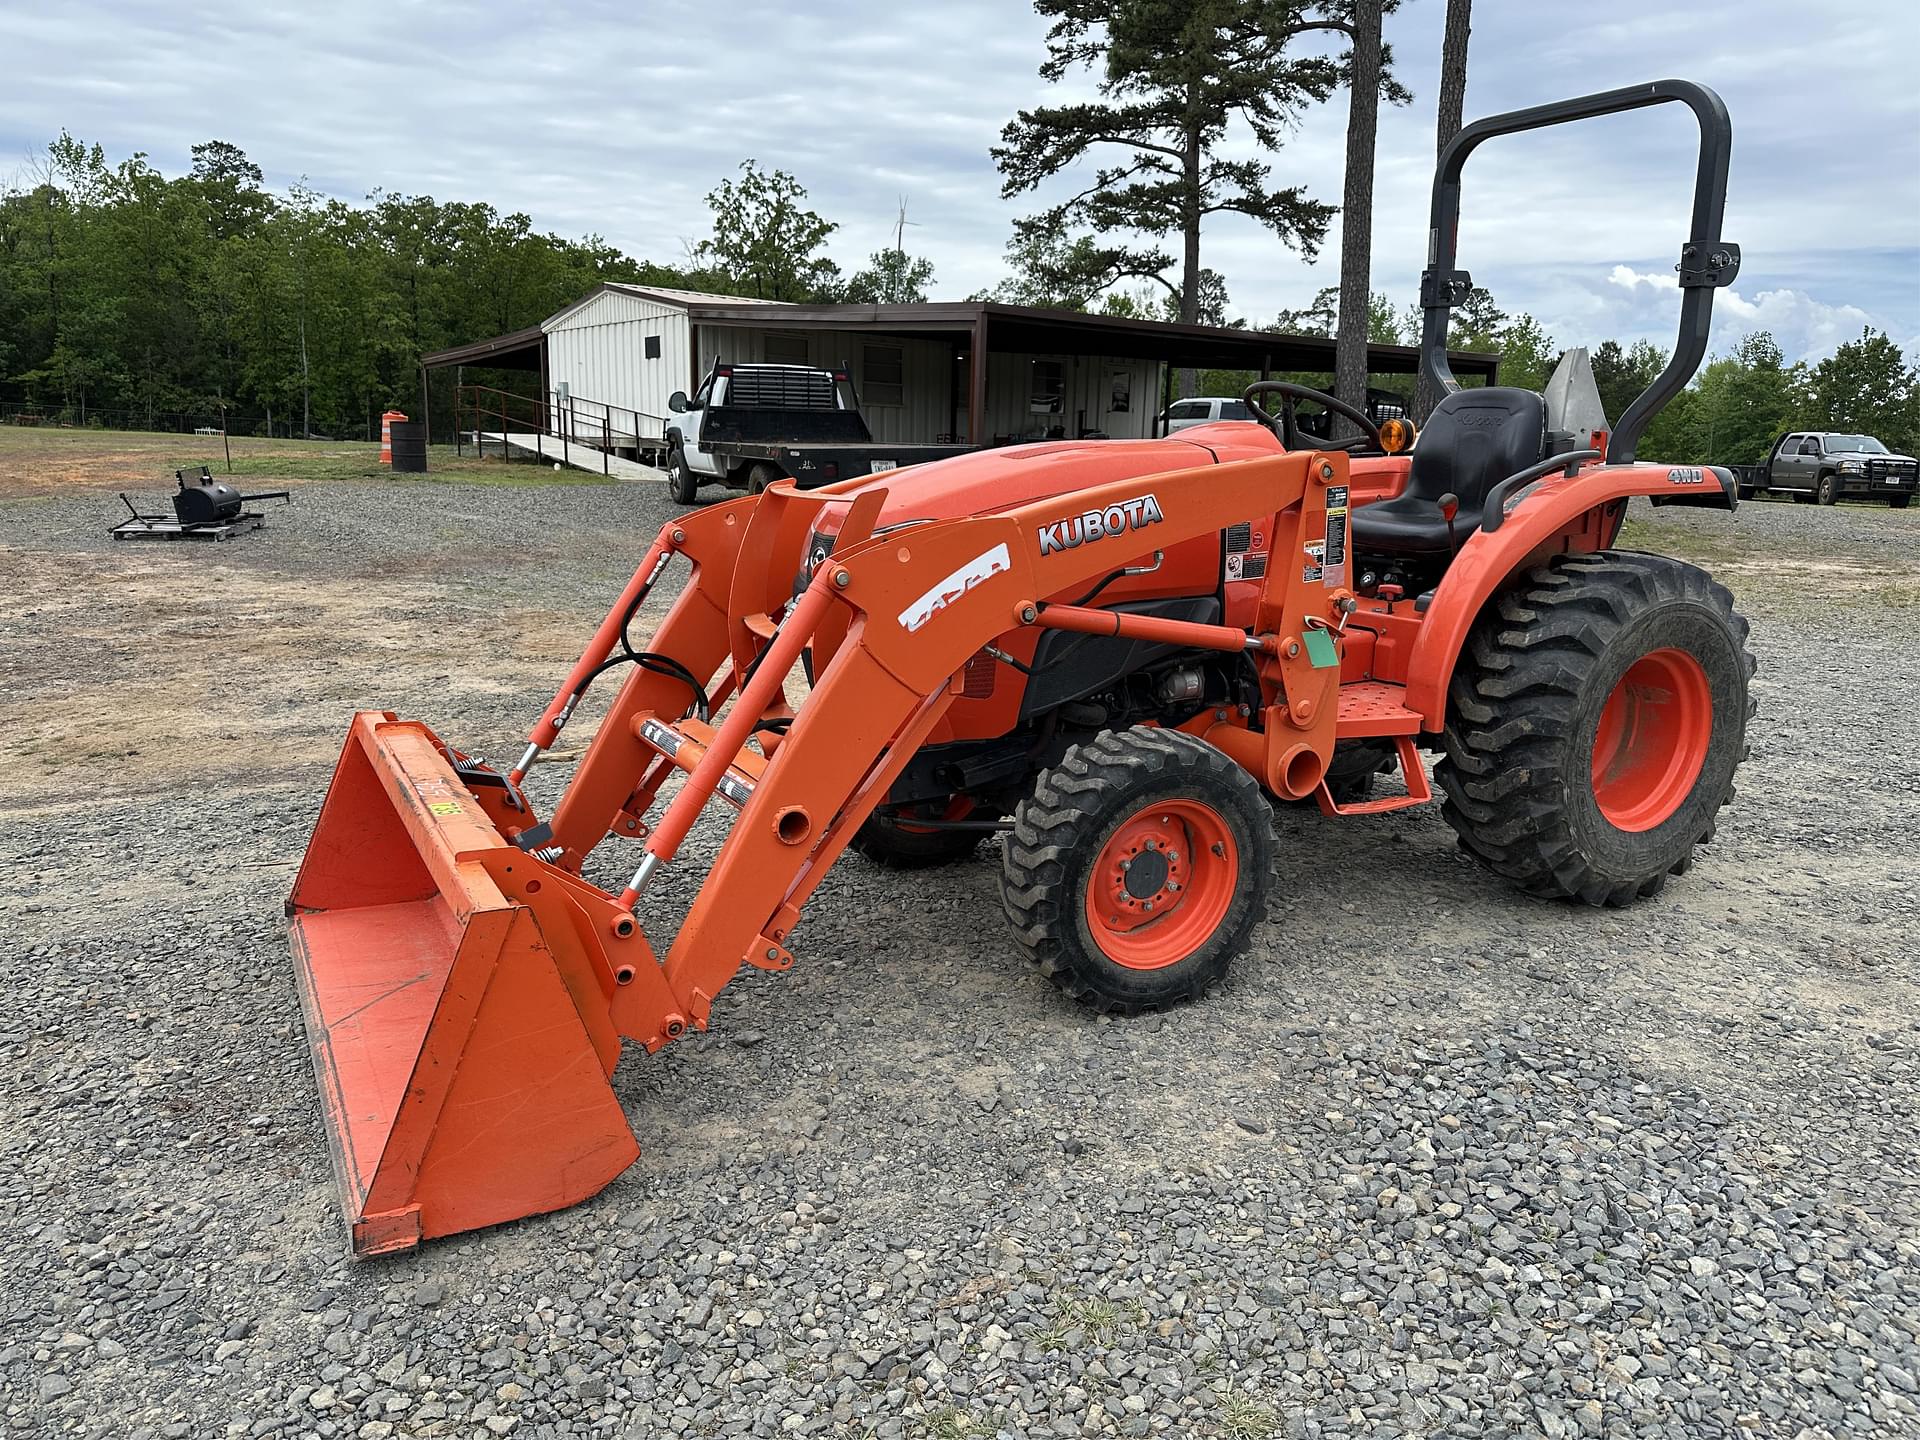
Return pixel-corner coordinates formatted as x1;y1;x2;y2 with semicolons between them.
1241;382;1385;454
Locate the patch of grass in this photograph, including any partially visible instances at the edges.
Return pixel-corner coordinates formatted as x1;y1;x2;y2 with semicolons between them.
177;446;608;488
0;424;616;495
1035;1292;1148;1351
1615;515;1754;569
1217;1387;1281;1439
915;1406;979;1440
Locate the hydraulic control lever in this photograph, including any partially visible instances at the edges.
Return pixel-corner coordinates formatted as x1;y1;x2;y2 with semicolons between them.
1438;492;1461;553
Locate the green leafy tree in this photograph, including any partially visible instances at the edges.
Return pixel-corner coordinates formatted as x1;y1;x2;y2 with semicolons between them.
843;247;935;304
1811;327;1918;453
694;161;841;303
994;0;1376;392
1494;312;1556;392
1588;338;1669;425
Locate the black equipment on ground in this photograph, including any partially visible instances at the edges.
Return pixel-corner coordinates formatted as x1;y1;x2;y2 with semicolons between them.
111;468;293;541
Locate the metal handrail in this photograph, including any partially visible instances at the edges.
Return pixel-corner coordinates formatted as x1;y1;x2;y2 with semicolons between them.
455;385;613;476
548;391;666;451
453;385;668;476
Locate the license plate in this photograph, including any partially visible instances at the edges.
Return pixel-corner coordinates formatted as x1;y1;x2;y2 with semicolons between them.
869;460;898;473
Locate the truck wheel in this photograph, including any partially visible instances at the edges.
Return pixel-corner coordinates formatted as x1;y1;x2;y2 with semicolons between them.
1436;551;1754;907
1890;495;1910;510
1001;728;1273;1014
852;799;993;868
747;462;782;495
667;443;700;505
1816;472;1839;506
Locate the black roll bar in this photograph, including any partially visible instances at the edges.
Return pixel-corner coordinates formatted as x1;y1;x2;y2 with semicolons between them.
1417;79;1739;465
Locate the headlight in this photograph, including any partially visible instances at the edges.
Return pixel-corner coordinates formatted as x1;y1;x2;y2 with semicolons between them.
1840;460;1864;473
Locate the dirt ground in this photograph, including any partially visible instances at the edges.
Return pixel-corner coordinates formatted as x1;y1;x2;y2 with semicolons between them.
2;429;1916;1439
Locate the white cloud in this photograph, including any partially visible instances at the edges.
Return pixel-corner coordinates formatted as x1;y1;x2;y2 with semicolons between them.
1;0;1914;364
1605;265;1911;363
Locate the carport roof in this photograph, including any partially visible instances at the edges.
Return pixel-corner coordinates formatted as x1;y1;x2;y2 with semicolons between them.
680;299;1500;378
420;325;546;371
421;295;1500;380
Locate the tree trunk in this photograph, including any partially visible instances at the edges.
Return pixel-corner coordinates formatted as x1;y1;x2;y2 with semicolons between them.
300;314;311;441
1415;0;1472;422
1177;109;1203;398
1333;1;1384;437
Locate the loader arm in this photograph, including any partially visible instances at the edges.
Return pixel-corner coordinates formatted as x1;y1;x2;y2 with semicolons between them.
287;447;1347;1254
610;447;1349;1019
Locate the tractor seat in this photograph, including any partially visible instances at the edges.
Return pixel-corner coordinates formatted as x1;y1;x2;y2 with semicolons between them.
1350;388;1547;554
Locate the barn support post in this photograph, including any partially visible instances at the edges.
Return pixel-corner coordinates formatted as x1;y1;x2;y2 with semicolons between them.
968;315;988;447
420;365;432;453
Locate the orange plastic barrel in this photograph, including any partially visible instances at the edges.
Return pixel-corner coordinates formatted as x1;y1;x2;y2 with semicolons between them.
380;410;409;465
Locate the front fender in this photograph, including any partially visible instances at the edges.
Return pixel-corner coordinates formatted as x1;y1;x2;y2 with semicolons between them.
1403;462;1735;724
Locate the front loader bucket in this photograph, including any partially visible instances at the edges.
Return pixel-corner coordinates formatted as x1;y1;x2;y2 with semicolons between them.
287;712;639;1257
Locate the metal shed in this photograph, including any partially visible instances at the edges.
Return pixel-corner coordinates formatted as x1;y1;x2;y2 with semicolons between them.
424;286;1500;455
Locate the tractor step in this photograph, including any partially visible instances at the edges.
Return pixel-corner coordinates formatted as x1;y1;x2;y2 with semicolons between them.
1316;735;1433;817
1334;681;1424;738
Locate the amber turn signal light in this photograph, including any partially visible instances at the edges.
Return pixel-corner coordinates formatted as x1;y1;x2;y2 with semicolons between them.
1379;417;1415;454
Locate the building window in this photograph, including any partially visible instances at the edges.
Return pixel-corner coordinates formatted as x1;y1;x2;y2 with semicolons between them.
764;333;809;366
863;343;905;406
643;334;662;359
1029;359;1065;415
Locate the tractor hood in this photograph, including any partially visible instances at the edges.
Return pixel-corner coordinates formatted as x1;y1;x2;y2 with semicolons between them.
824;424;1286;531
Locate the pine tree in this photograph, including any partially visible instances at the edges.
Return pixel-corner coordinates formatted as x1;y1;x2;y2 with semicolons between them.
993;0;1367;394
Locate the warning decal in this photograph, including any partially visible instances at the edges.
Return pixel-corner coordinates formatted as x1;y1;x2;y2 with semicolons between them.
1302;539;1325;584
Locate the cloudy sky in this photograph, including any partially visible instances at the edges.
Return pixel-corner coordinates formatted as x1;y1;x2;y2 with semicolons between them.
6;1;1917;365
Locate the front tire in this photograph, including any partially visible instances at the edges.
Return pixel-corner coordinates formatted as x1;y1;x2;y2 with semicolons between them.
667;443;700;505
1891;495;1910;510
1001;729;1273;1014
1437;551;1754;906
1817;472;1840;506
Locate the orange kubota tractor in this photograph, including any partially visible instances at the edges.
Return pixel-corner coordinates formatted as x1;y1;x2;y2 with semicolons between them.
290;80;1754;1255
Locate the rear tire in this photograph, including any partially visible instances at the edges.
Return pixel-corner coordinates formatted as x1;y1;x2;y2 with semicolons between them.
1002;729;1273;1014
746;462;782;495
1436;551;1754;906
1817;472;1839;506
667;443;700;505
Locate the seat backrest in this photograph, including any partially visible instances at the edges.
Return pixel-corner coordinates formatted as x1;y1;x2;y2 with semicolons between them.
1405;387;1546;510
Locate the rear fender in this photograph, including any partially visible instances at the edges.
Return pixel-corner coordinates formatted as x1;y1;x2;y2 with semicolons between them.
1404;462;1734;724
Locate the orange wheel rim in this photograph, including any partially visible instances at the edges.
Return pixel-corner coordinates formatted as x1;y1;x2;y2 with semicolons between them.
1590;648;1713;832
1083;799;1237;970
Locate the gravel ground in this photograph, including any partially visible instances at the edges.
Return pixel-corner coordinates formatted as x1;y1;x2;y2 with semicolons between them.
2;470;1917;1440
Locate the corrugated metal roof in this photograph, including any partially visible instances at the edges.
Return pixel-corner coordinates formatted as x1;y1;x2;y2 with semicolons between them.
605;283;792;308
419;325;546;371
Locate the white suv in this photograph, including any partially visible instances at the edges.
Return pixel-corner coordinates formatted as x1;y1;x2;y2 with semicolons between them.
1160;397;1255;433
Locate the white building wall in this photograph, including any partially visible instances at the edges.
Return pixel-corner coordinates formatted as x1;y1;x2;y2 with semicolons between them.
984;352;1162;442
542;289;691;431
